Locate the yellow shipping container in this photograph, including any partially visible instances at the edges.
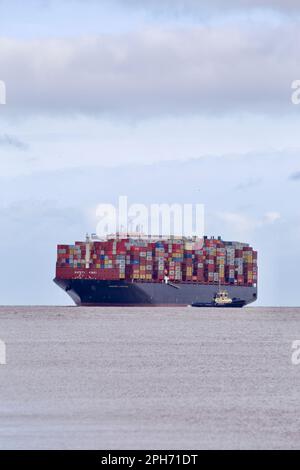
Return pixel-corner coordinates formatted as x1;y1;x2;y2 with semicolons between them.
185;243;193;250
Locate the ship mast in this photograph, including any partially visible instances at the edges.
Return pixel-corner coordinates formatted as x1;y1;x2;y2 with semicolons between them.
85;233;91;269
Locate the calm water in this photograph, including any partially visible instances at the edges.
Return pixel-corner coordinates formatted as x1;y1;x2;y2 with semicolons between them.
0;306;300;450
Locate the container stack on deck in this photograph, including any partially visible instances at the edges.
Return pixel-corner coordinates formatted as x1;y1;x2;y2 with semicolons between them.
56;236;257;286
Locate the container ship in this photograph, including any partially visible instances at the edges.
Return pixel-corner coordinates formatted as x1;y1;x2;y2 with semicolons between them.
54;235;258;306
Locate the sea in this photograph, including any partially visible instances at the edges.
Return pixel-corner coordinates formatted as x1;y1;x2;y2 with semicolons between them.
0;306;299;450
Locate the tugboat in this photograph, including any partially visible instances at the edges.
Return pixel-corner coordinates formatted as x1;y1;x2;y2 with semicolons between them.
192;288;246;308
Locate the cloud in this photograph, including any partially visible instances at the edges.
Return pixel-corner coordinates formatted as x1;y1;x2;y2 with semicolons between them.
289;171;300;180
216;210;281;236
263;211;281;223
0;23;299;117
216;211;256;233
0;134;28;150
235;178;262;191
0;200;85;240
112;0;300;14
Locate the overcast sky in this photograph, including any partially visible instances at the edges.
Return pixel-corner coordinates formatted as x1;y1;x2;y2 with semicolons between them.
0;0;299;305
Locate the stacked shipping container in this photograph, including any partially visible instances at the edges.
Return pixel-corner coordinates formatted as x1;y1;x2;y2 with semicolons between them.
56;236;257;286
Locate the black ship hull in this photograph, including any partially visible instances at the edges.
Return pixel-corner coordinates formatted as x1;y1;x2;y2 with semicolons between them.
54;278;257;306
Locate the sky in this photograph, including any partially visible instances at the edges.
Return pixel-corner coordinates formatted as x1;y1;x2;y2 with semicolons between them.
0;0;299;305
